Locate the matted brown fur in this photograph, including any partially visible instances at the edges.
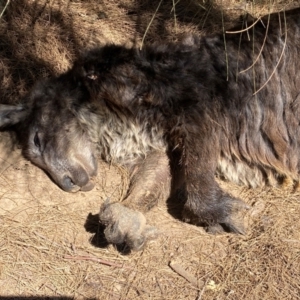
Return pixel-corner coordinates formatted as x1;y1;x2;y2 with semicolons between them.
0;0;300;299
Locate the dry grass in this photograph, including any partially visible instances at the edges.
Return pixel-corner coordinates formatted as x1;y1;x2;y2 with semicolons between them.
1;0;300;299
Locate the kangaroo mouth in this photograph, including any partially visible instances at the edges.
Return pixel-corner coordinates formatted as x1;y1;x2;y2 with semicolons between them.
60;175;95;192
80;180;95;192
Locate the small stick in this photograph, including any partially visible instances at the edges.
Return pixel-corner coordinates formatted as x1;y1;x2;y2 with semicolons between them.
169;261;203;288
63;255;132;269
0;0;10;20
226;17;261;34
197;278;209;300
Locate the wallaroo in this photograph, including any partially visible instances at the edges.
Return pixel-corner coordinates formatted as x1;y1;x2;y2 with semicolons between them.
1;8;300;250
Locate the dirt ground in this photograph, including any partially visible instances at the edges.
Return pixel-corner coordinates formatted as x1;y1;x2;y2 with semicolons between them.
0;0;300;299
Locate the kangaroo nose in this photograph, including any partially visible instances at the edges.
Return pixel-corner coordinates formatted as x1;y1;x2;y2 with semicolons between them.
61;168;94;192
61;176;81;192
73;168;90;187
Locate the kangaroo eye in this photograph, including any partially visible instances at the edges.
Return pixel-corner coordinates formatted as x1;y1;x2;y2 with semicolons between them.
34;132;41;149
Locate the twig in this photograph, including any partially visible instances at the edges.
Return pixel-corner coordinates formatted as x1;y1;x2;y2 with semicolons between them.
140;0;163;50
281;239;300;244
239;13;270;74
156;277;165;297
63;255;133;269
253;11;287;95
0;0;10;20
197;278;209;300
221;6;229;81
45;285;63;296
169;261;204;288
226;17;261;34
171;0;177;34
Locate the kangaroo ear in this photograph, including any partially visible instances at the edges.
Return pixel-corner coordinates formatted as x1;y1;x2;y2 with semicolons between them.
0;104;29;128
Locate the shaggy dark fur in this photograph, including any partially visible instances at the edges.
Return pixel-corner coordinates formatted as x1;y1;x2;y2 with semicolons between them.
1;8;300;250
